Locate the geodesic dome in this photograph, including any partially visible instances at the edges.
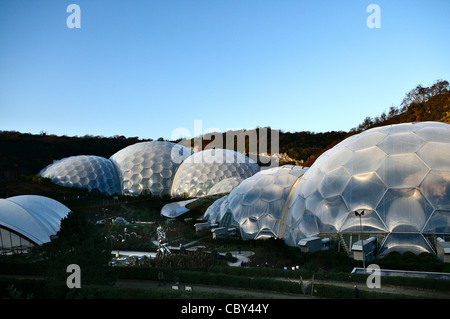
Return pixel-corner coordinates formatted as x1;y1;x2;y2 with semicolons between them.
0;195;71;250
170;149;260;198
110;141;193;196
226;165;308;240
203;195;230;225
283;121;450;257
39;155;121;196
203;165;307;239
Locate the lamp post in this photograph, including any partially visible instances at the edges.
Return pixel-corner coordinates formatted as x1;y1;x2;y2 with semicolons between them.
354;210;366;273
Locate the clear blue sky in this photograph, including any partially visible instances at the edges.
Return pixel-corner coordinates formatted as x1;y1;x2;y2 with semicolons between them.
1;0;449;140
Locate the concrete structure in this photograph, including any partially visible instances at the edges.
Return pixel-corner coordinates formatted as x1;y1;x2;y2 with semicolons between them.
436;238;450;263
351;237;377;261
298;237;323;253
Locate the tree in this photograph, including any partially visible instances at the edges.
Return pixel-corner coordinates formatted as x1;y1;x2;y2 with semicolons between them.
39;211;115;286
429;79;449;96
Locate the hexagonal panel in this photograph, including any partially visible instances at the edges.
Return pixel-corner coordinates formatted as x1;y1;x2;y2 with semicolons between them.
342;172;387;211
417;142;450;170
318;166;351;198
415;126;450;143
346;131;387;151
260;184;285;202
420;169;450;210
344;146;387;175
376;154;430;188
376;188;433;232
240;217;259;239
378;133;425;154
423;210;450;234
314;195;348;233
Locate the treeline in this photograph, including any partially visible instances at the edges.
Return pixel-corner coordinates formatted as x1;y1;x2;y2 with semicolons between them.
0;132;151;176
1;80;449;178
351;79;450;133
279;130;348;165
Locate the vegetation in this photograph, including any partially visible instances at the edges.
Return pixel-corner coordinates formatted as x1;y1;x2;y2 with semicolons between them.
351;79;450;133
33;210;116;286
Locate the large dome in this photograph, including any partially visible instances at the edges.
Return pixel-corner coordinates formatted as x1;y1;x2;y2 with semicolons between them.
110;141;193;196
170;149;260;198
283;121;450;256
39;155;121;196
0;195;71;250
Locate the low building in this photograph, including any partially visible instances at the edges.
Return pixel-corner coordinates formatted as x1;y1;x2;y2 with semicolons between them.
436;238;450;263
351;237;377;261
298;237;323;253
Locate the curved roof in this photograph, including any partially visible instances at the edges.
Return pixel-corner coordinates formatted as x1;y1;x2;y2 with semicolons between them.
207;177;243;196
39;155;121;195
226;165;308;239
110;141;193;196
283;121;450;255
0;195;71;245
203;195;230;224
171;148;260;198
203;165;307;239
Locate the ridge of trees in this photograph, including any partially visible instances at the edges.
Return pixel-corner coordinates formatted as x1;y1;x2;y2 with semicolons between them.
351;79;449;133
1;80;448;178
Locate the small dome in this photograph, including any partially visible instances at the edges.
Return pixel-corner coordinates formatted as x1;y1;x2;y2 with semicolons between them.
39;155;121;195
171;149;260;198
205;165;307;240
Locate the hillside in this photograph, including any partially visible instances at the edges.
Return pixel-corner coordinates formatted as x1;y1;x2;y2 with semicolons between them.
1;80;448;181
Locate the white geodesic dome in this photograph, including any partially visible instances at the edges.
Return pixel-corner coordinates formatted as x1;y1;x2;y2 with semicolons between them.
170;149;260;198
283;122;450;257
0;195;71;250
203;195;230;225
110;141;193;196
39;155;121;195
203;165;307;239
225;165;308;240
